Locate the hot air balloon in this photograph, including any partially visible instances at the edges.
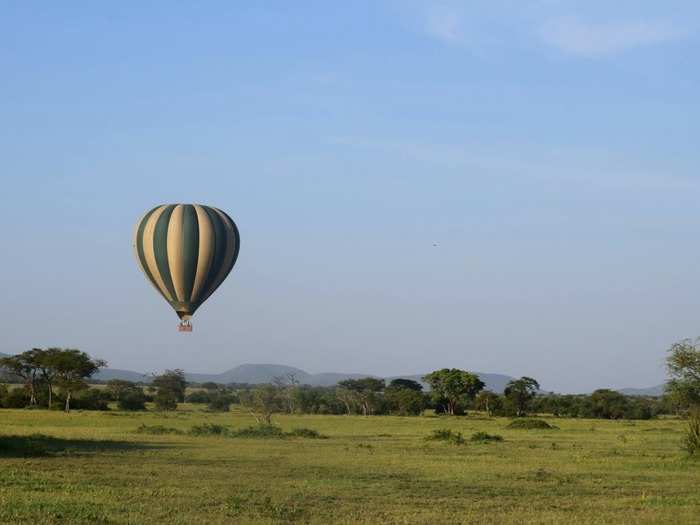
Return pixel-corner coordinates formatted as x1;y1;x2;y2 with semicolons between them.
133;204;240;331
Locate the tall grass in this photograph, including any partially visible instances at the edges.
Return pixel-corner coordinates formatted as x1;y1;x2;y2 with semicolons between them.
685;409;700;456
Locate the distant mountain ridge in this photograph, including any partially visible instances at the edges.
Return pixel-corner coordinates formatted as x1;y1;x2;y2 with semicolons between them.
89;363;519;392
617;384;665;397
1;352;665;395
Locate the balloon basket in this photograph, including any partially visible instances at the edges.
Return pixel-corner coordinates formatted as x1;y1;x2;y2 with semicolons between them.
178;321;193;332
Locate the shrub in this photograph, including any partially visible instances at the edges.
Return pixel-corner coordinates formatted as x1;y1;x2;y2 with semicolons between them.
118;388;147;411
232;425;286;438
470;431;503;442
1;387;29;408
207;393;232;412
189;423;231;436
426;428;465;445
135;424;183;435
685;410;700;456
185;390;212;404
69;389;110;411
287;427;328;439
154;390;178;411
507;418;556;430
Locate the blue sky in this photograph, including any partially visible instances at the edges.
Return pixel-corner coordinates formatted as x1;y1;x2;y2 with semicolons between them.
2;1;699;392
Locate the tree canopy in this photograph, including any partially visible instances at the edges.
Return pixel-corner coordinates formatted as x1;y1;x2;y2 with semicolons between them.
666;338;700;410
423;368;484;415
504;377;540;417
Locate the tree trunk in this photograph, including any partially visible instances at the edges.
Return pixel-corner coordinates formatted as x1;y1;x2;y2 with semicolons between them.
448;399;455;416
65;391;71;412
26;379;36;406
47;384;52;409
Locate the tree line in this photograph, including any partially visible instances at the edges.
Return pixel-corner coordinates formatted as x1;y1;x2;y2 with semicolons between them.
0;348;105;411
2;339;699;422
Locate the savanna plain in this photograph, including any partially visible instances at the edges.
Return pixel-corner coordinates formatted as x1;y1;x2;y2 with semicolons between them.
1;406;698;524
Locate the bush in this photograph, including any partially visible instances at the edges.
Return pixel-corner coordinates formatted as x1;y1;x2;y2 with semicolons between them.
507;418;556;430
118;388;147;411
685;410;700;456
470;431;503;442
231;425;286;438
384;388;425;416
426;428;465;445
287;427;328;439
189;423;231;436
185;391;212;404
154;390;178;411
0;387;30;408
135;424;183;435
207;393;232;412
68;389;110;411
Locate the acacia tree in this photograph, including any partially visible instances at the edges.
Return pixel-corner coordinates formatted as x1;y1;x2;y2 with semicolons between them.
423;368;484;416
35;347;65;409
0;349;43;405
50;349;106;411
385;383;425;416
151;369;187;411
666;338;700;410
387;378;423;392
335;386;358;415
272;373;300;413
239;385;282;424
504;377;540;417
475;390;501;417
337;378;385;416
588;389;628;419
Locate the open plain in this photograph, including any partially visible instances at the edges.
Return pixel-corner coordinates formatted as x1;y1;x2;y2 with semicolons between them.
1;407;698;524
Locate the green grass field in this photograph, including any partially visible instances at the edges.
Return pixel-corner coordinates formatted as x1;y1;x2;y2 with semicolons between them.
1;406;698;524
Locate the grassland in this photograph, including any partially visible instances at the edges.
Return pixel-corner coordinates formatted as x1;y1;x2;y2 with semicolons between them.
1;406;698;524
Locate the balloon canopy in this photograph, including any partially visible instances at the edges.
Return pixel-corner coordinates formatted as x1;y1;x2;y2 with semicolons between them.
133;204;239;326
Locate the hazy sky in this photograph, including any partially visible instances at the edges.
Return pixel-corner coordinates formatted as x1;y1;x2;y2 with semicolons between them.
2;1;699;392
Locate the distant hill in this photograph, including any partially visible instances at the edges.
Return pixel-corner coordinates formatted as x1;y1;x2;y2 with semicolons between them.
0;354;666;395
90;363;520;392
185;365;382;387
617;384;665;397
93;368;151;383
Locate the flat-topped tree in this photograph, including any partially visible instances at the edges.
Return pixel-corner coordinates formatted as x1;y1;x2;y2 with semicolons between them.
337;378;385;416
387;378;423;392
0;349;43;405
47;349;106;412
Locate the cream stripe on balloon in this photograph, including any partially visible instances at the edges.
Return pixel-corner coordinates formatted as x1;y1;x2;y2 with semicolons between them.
167;204;186;301
142;205;175;302
191;204;215;302
133;209;166;299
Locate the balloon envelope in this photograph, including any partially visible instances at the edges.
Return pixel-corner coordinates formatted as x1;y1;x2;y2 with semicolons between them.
133;204;240;320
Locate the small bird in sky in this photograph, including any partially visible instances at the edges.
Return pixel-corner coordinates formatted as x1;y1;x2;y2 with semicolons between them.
433;242;439;247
